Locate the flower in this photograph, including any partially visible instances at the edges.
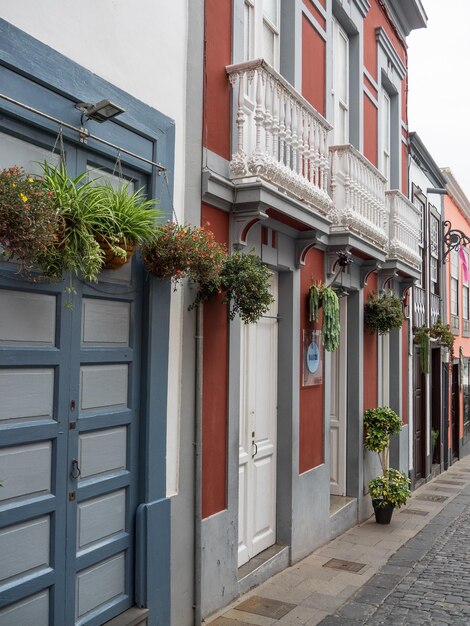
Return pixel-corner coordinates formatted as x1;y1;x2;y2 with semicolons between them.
20;193;28;202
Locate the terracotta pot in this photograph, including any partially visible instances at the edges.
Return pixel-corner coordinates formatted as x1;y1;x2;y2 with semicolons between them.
372;500;394;524
97;236;135;270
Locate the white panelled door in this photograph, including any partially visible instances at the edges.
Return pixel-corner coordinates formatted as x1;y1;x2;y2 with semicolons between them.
238;272;278;567
330;297;347;496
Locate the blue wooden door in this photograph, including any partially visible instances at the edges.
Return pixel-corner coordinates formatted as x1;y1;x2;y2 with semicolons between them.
0;135;144;625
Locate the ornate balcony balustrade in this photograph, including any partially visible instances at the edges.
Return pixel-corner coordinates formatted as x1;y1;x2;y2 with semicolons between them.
386;190;422;271
430;293;441;327
413;286;426;329
329;144;388;249
226;59;332;214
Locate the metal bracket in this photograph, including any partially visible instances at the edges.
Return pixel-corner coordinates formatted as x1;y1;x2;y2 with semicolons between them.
360;260;382;288
232;208;268;250
443;220;470;263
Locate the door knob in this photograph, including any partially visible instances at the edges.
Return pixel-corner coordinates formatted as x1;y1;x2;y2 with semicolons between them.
252;441;258;458
71;458;81;480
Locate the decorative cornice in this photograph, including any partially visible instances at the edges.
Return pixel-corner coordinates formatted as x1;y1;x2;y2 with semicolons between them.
352;0;371;18
384;0;427;37
441;168;470;223
409;132;446;189
375;27;406;80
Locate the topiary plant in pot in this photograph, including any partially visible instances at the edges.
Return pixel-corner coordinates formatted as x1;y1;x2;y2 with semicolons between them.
364;290;404;335
364;406;411;524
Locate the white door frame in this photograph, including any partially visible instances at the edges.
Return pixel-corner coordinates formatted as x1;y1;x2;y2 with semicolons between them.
330;297;347;496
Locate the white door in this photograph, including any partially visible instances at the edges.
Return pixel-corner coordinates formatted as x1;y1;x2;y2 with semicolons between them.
238;273;278;567
330;297;347;496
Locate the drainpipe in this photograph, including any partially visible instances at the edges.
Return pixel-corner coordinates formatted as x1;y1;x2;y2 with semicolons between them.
194;302;203;626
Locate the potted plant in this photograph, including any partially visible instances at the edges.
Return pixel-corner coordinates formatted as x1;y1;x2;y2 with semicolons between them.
431;428;439;463
364;406;411;524
0;165;58;271
143;221;226;305
430;318;454;359
87;182;161;269
217;251;274;324
414;326;430;375
308;282;340;352
364;291;404;335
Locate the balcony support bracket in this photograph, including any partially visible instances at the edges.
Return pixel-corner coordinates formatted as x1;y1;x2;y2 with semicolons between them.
378;268;399;292
360;260;382;288
295;232;329;268
232;208;268;250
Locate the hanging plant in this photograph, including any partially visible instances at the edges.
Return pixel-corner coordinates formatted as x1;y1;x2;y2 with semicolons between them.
430;318;454;359
414;326;430;375
308;282;340;352
364;291;404;335
87;182;161;269
218;252;274;324
0;165;58;271
143;221;226;302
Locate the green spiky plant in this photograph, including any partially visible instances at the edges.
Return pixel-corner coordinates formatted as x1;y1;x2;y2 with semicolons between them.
308;282;340;351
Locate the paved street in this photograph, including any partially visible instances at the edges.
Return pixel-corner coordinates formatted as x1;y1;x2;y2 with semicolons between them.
208;458;470;626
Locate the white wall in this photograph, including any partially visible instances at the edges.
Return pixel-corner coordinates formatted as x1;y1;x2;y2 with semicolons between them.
1;0;188;495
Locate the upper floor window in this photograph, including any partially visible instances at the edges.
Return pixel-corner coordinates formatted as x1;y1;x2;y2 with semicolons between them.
451;247;459;317
413;193;426;288
463;248;469;321
244;0;280;70
430;213;440;296
381;90;391;187
333;19;349;145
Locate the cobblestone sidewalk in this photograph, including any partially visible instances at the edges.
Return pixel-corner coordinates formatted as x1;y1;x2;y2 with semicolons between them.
321;487;470;625
207;458;470;626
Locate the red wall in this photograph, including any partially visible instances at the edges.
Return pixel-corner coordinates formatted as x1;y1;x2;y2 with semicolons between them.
202;204;229;518
203;0;232;159
299;248;325;473
402;317;408;424
363;275;378;410
363;0;406;82
302;15;326;116
303;0;326;30
364;95;378;167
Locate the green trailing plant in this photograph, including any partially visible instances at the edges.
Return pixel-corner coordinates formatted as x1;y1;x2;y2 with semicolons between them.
35;163;111;282
414;326;430;375
0;165;58;270
308;282;340;352
429;318;454;358
364;406;410;510
364;290;404;335
218;252;274;324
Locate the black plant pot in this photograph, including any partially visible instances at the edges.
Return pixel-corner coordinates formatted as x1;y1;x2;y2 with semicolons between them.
372;500;394;524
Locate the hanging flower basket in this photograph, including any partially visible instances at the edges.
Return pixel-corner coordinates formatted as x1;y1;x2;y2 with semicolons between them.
143;222;227;306
0;165;58;271
96;235;136;269
364;291;404;335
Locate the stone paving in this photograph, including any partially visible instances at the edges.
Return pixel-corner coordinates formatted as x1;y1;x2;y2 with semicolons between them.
207;457;470;626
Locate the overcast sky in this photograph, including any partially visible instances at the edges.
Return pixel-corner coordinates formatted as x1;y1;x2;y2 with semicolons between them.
407;1;470;196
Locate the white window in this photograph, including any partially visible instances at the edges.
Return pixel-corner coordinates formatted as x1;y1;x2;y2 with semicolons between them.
430;214;439;295
333;19;349;145
451;247;459;317
463;248;469;321
244;0;280;70
413;194;425;288
381;90;391;186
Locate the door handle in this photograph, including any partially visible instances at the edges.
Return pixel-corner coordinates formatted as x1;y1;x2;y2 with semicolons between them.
252;441;258;458
70;458;81;480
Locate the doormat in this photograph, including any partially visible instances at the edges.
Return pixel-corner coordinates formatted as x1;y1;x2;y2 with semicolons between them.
236;596;296;619
399;508;429;516
323;558;366;573
415;494;448;503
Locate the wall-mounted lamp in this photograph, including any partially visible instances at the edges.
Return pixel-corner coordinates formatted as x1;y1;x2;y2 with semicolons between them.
443;220;470;262
75;99;125;123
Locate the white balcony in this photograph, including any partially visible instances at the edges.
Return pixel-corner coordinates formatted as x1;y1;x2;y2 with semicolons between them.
386;190;422;270
329;144;388;249
226;59;332;215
